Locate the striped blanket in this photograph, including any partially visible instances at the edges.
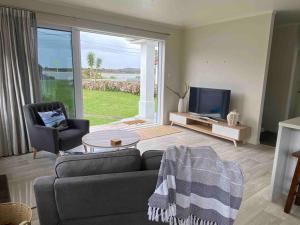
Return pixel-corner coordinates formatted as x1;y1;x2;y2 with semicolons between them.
148;146;244;225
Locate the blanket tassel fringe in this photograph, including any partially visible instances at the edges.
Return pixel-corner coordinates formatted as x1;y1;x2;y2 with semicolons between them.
148;205;217;225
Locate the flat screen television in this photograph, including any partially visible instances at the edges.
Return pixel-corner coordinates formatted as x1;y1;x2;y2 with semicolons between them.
188;87;231;119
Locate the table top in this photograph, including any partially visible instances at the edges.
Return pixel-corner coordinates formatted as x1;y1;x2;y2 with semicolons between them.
279;117;300;130
82;129;140;148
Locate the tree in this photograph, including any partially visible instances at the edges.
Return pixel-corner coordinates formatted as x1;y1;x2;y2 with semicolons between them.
52;59;60;72
96;57;102;70
95;57;102;80
87;52;95;79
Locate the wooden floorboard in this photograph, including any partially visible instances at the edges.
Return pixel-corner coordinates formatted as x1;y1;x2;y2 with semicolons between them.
1;125;300;224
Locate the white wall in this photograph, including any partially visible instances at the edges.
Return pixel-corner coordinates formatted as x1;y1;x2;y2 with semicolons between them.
2;1;277;144
262;25;299;132
182;14;274;144
2;0;183;125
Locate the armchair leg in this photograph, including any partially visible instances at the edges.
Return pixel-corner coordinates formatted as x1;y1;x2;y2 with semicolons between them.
33;148;37;159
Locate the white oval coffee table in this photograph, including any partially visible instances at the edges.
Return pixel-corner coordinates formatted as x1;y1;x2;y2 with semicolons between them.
82;129;140;153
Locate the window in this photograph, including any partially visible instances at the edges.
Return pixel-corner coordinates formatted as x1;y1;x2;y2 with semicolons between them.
37;28;75;117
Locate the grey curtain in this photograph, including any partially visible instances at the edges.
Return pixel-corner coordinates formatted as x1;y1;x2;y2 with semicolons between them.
0;7;39;156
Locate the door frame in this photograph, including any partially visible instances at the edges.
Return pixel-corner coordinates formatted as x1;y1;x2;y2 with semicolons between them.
38;24;166;124
72;28;83;118
77;29;165;125
156;40;165;124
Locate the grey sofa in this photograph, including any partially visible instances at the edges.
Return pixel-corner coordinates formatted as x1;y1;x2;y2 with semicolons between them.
34;149;165;225
23;102;89;158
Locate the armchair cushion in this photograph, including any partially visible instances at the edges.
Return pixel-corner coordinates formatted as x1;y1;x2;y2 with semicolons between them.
55;148;141;178
67;119;89;132
58;129;86;150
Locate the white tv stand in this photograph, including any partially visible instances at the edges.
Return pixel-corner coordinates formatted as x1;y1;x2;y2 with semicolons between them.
169;112;250;147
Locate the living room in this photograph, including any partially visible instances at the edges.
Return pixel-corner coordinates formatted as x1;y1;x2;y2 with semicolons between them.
1;1;300;225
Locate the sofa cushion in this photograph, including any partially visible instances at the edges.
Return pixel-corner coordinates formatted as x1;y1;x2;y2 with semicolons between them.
59;211;163;225
55;148;141;178
54;170;159;221
141;150;164;170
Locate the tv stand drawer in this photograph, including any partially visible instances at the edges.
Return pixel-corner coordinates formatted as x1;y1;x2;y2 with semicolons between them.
170;113;187;125
212;124;239;140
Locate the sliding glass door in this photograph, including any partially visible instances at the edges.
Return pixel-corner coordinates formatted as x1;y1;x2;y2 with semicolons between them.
37;28;75;117
36;26;165;124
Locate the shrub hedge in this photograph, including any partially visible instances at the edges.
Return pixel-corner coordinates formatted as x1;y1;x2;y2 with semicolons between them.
82;80;140;95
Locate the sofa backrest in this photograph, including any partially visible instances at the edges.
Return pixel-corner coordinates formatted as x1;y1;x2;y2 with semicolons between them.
141;150;164;170
55;148;141;178
54;170;159;222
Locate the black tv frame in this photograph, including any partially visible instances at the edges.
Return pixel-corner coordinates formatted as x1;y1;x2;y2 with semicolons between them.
188;87;231;119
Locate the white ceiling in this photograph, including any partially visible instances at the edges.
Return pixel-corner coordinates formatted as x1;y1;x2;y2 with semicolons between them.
36;0;300;28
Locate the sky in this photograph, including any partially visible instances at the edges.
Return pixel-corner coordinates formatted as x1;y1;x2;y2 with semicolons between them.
38;28;73;69
37;28;141;69
80;32;141;69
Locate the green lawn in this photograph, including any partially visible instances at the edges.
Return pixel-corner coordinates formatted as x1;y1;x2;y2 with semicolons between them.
41;80;75;118
40;79;157;126
83;89;140;125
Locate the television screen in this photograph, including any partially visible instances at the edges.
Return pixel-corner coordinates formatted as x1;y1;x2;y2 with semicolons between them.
188;87;231;119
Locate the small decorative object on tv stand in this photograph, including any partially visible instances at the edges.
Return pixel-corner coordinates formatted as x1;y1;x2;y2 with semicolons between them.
169;112;250;148
167;83;189;113
227;110;240;126
178;98;184;113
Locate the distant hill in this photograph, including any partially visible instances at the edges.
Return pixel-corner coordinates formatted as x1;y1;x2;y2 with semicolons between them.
84;68;140;74
40;67;141;74
99;68;140;74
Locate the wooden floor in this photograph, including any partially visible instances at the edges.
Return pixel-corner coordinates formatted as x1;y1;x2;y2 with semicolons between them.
1;125;300;225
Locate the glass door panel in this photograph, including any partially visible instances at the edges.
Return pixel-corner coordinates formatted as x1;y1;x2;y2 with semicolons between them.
37;28;75;117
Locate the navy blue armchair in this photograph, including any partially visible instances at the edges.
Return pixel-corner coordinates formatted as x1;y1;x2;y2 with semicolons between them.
23;102;89;159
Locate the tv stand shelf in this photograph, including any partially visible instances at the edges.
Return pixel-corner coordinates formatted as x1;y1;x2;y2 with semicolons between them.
169;112;250;147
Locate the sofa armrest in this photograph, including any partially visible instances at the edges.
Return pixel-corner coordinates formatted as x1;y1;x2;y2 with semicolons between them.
34;176;59;225
31;125;59;153
67;119;89;132
54;170;159;221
